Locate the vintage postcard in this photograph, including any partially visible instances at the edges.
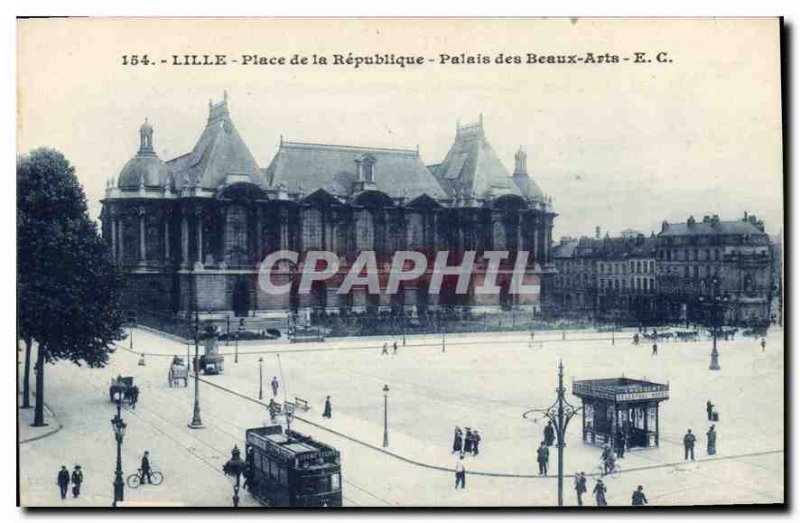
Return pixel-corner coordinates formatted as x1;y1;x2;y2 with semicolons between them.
16;17;784;508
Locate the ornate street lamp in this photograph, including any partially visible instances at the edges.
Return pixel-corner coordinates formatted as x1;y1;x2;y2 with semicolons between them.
382;384;390;448
111;400;127;507
700;277;725;371
530;361;582;507
258;357;264;401
223;445;246;507
188;310;204;429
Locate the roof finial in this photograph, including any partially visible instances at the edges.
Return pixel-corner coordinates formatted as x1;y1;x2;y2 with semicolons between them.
479;113;484;126
456;118;461;131
224;89;228;103
209;99;213;117
280;134;284;145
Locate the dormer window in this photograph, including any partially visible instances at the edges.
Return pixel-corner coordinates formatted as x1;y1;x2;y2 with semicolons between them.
357;154;376;183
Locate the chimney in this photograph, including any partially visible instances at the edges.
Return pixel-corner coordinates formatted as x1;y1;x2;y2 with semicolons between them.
595;226;601;240
688;216;696;227
744;211;748;222
661;220;669;232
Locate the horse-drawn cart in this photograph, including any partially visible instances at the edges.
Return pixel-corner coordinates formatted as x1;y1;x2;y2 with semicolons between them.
109;375;136;405
168;356;188;387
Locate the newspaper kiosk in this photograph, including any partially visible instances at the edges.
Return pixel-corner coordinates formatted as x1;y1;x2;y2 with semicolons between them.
572;377;669;449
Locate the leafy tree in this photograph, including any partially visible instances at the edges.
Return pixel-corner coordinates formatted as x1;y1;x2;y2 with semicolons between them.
17;148;124;426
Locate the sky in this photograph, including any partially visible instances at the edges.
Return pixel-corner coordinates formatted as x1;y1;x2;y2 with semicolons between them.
16;17;784;239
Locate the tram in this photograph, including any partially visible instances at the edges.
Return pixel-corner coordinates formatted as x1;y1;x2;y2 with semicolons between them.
244;425;342;507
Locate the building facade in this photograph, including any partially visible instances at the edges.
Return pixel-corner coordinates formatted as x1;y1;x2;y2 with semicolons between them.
656;214;773;325
100;96;557;319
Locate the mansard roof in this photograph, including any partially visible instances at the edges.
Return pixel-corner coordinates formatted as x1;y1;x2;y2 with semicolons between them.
166;98;266;190
264;141;448;201
433;119;524;200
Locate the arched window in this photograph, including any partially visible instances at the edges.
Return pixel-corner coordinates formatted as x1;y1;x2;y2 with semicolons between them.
357;155;376;183
225;205;248;266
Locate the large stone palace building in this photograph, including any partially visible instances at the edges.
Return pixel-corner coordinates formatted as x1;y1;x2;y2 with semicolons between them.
100;95;557;319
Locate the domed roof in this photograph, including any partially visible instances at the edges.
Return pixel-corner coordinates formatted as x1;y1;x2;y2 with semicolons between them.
118;118;170;189
118;153;170;188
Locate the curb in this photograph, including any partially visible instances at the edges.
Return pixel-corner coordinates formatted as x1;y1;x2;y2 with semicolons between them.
19;397;63;444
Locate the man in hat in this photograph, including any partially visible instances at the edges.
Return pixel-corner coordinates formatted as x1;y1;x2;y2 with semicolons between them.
381;343;389;356
393;341;398;355
537;441;550;475
544;420;555;447
472;430;481;456
141;450;153;484
57;466;70;500
271;376;280;398
683;429;696;460
454;454;466;489
574;471;587;506
71;465;83;498
706;400;714;421
268;398;279;423
632;485;648;506
706;425;717;456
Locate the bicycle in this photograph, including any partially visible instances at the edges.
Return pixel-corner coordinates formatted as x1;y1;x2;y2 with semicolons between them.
126;468;164;488
594;460;622;479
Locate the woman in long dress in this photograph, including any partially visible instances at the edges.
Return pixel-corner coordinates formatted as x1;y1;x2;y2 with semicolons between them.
452;427;463;453
323;396;332;418
593;479;608;506
706;425;717;455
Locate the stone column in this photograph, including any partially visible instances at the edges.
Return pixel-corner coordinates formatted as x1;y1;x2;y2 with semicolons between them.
280;207;289;251
195;205;204;269
110;214;117;261
164;211;170;261
139;207;147;264
532;216;539;268
118;215;125;263
181;208;189;267
256;205;263;262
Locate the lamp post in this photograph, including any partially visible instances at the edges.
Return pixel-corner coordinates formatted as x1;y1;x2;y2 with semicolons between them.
533;360;582;507
236;321;245;364
258;357;264;400
223;445;246;507
226;315;231;346
700;277;724;371
382;384;390;448
442;323;446;353
188;310;204;429
111;400;127;507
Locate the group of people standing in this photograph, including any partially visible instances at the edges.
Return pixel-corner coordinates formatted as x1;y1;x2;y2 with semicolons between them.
452;426;481;456
380;341;399;356
56;465;83;500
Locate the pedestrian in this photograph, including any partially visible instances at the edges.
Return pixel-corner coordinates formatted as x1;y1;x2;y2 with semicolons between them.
271;376;279;398
683;429;696;460
537;441;550;475
463;428;474;454
71;465;83;498
454;454;466;489
593;479;608;506
761;337;766;352
631;485;648;506
472;430;481;456
616;429;627;459
706;400;714;421
141;450;152;484
544;420;555;447
381;343;389;355
574;471;587;506
706;425;717;456
323;396;332;418
129;385;139;409
452;426;463;454
268;398;278;423
393;341;397;355
652;342;658;356
601;444;615;475
57;466;70;500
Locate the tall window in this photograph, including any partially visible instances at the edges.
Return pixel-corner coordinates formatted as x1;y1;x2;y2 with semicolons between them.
225;205;248;265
